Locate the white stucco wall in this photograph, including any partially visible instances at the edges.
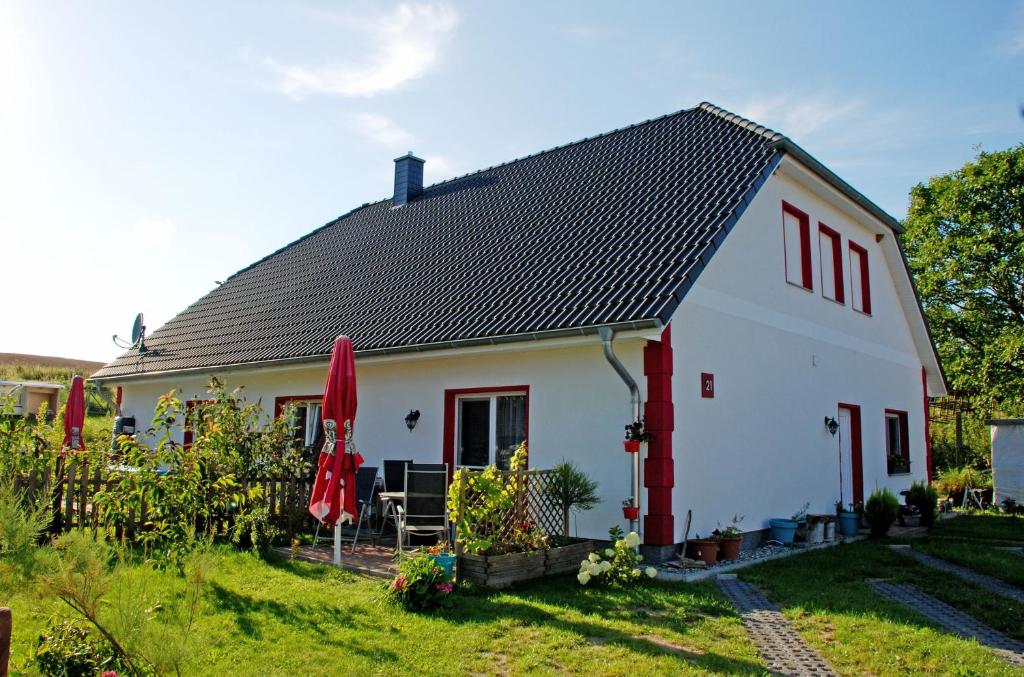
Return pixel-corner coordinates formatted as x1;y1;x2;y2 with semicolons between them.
668;165;931;539
115;337;650;541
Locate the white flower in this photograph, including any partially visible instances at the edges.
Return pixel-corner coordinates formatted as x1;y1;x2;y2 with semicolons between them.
577;571;591;585
631;568;641;577
645;566;658;579
588;552;600;563
588;562;602;576
580;559;589;567
600;560;612;572
625;532;640;548
604;548;615;557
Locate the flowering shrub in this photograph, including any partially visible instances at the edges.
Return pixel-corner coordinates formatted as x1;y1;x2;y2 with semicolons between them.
577;528;657;586
386;554;455;611
447;443;549;555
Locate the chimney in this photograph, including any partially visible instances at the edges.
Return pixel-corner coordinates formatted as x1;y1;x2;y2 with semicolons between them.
393;152;425;206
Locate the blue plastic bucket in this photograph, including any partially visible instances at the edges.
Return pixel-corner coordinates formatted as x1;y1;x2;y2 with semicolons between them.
428;553;456;577
838;512;861;537
769;518;799;544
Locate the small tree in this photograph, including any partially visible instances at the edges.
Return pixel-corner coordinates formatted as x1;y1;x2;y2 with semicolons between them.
902;144;1024;415
546;461;600;539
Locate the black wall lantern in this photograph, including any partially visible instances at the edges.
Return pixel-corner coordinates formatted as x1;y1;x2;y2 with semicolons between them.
405;410;421;432
824;416;839;436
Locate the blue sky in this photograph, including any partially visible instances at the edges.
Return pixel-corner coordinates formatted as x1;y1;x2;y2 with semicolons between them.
2;1;1022;362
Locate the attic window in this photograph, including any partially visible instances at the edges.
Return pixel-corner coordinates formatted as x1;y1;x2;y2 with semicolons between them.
849;241;871;315
818;223;844;303
782;201;813;290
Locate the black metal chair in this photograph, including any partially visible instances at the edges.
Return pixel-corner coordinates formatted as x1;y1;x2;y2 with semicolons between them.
384;459;412;493
396;463;449;553
350;465;379;552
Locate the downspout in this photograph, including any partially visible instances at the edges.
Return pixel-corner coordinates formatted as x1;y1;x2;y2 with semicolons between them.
598;326;642;538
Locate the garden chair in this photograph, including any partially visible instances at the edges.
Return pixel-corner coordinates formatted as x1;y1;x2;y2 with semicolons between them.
312;466;378;551
395;463;449;554
380;459;412;538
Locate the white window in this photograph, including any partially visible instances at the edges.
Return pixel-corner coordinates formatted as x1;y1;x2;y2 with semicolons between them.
818;224;844;303
782;202;812;289
457;392;527;470
849;242;872;314
289;401;323;448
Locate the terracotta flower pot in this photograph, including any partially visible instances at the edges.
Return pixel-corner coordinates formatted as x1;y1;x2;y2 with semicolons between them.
624;440;640;453
622;505;640;521
717;536;741;561
686;538;719;565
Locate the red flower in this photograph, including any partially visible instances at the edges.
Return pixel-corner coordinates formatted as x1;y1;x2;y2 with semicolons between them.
435;582;453;594
391;576;407;592
100;672;119;677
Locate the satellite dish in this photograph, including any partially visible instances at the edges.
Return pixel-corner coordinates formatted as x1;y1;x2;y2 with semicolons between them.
131;313;145;345
112;312;148;353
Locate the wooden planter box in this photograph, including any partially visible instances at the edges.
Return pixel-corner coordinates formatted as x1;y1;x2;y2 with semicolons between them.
545;539;596;576
459;550;546;588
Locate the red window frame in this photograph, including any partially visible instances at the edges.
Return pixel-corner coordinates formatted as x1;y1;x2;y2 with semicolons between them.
817;223;845;304
884;408;910;474
782;201;813;290
273;394;323;418
182;399;211;449
442;385;530;479
849;241;871;315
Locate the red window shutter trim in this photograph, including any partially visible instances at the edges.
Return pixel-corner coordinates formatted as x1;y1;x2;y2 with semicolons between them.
818;223;844;303
849;241;871;314
782;201;813;290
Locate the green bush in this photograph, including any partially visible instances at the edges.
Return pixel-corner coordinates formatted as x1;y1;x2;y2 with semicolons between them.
905;481;939;526
577;527;657;587
865;489;900;538
34;618;129;677
933;466;992;504
232;503;282;554
385;554;454;611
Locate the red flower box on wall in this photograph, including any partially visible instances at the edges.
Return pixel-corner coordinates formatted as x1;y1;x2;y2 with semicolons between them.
624;440;640;453
622;506;640;520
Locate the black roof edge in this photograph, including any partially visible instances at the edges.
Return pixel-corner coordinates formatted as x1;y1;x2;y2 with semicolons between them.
769;137;904;234
89;318;663;383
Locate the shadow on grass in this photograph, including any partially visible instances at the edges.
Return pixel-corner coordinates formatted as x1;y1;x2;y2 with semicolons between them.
434;577;766;675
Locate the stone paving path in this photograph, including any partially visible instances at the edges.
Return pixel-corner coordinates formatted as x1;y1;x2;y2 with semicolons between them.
716;578;837;676
870;581;1024;668
892;547;1024;604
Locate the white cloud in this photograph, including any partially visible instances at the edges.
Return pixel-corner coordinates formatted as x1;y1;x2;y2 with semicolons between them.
349;113;415;147
736;94;865;139
267;3;459;98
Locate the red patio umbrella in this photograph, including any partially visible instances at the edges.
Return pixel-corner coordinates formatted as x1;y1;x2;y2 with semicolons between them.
308;336;363;527
62;375;86;451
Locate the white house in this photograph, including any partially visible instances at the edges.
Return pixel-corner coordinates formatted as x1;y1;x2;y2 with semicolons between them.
92;102;946;558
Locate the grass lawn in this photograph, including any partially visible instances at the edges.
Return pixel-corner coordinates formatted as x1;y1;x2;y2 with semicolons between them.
912;538;1024;588
5;520;1024;675
4;548;763;676
741;539;1024;676
926;513;1024;545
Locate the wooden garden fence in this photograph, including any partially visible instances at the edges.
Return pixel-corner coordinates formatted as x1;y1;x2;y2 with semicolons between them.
13;463;317;540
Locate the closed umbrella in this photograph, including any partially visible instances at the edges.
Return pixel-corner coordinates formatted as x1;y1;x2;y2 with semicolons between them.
308;336;363;544
63;375;86;451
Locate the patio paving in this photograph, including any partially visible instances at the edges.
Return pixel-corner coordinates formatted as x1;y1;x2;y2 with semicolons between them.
890;545;1024;604
272;539;398;578
870;581;1024;668
716;577;837;676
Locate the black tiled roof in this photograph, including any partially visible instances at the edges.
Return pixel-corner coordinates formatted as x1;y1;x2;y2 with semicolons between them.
94;103;786;379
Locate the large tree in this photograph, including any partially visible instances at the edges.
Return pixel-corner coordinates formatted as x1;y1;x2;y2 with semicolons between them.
902;144;1024;414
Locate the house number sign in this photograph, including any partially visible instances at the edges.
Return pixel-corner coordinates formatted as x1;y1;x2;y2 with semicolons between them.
701;372;715;398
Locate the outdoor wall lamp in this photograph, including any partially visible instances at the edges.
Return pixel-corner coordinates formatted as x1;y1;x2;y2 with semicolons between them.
405;410;420;432
824;416;839;436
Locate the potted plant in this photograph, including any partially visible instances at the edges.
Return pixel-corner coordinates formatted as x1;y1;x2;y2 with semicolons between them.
686;533;720;565
769;502;808;544
836;500;862;538
714;515;744;561
887;453;910;474
904;481;938;527
622;498;639;521
805;514;826;544
546;461;601;540
424;540;457;577
865;488;900;538
623;420;649;453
